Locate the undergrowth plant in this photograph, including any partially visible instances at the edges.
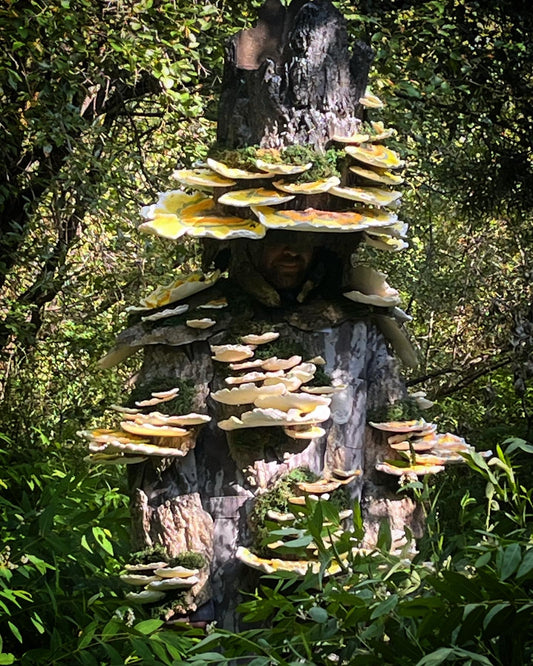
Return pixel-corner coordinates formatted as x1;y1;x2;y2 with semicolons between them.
185;438;533;666
0;435;202;665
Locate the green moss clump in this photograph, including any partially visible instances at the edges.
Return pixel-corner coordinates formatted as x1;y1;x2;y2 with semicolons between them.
253;340;309;361
130;544;168;565
208;145;261;170
248;468;318;556
167;551;206;569
129;546;206;570
308;365;332;387
282;146;342;183
229;426;287;451
125;377;196;415
207;144;343;184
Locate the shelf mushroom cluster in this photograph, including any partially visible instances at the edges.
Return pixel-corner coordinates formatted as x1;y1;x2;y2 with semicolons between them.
120;561;200;605
237;468;363;576
371;419;492;480
138;94;407;248
79;387;211;464
210;331;345;440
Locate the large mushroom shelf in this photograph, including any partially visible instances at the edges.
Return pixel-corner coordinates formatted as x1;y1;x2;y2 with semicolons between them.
79;387;210;465
371;419;492;480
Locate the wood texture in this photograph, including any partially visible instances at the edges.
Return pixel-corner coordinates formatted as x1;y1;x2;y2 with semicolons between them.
217;0;374;150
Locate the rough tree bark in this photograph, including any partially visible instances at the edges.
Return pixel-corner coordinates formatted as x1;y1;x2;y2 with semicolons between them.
217;0;374;150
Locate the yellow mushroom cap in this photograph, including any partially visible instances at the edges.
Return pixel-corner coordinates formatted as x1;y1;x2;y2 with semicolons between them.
254;392;330;413
120;421;189;437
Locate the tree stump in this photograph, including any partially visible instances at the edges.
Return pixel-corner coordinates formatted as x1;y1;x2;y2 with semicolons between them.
124;0;423;630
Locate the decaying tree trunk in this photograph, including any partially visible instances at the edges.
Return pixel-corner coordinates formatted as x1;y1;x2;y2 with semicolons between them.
125;0;423;630
217;0;374;150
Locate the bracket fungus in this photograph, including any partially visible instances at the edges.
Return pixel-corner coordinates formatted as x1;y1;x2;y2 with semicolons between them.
217;188;295;207
240;331;280;345
359;91;385;108
345;143;404;170
126;270;220;312
185;318;217;329
211;381;287;406
344;265;401;307
206;157;274;180
272;176;340;194
252;205;370;233
330;184;402;208
210;344;256;363
255;159;312;175
172;167;236;189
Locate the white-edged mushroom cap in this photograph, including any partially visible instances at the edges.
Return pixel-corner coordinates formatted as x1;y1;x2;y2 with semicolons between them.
155;566;200;579
225;370;284;386
375;461;445;476
210;344;255;363
151;387;181;399
186;318;216;329
147;576;199;590
120;421;189;438
307;355;326;365
132;411;210;426
346;265;401;304
119;573;159;586
254;392;330;412
125;589;166;603
240;331;280;345
218;404;330;430
109;404;141;414
124;562;168;572
212;381;287;405
228;358;265;371
283;425;326;440
98;439;192;457
260;355;302;371
141;304;189;322
301;384;347;395
263;374;303;392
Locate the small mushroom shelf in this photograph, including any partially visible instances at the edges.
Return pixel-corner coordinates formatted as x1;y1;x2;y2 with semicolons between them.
78;387;211;465
210;332;345;441
370;419;492;480
118;548;206;610
237;468;365;577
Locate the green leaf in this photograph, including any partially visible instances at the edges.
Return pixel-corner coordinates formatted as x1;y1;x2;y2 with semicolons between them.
102;618;122;640
135;619;164;635
516;549;533;579
81;533;92;553
8;622;22;644
92;526;114;555
376;519;392;552
78;620;98;649
483;602;510;630
504;438;533;455
497;543;521;581
415;647;453;666
0;655;15;665
30;612;46;634
370;593;398;619
308;606;328;623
